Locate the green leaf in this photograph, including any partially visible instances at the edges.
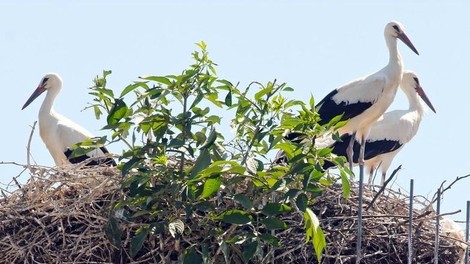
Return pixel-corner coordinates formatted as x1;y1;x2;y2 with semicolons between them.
242;240;258;262
194;160;245;180
140;75;173;86
334;120;348;130
190;148;211;178
183;249;203;264
107;99;128;125
103;70;112;78
261;203;291;216
233;194;254;210
93;105;102;120
199;128;217;149
327;113;344;127
103;216;121;248
259;233;281;247
340;170;351;199
309;169;324;182
196;41;207;50
255;86;272;101
317;147;332;157
284;189;300;201
130;227;149;258
224;89;232;106
296;193;308;212
283;87;294;92
199;176;221;199
304;208;326;263
217;210;252;225
261;217;288;230
122;157;142;176
120;82;149;97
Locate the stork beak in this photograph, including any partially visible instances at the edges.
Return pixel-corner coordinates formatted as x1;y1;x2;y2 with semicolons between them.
397;32;419;56
416;85;436;113
22;84;47;110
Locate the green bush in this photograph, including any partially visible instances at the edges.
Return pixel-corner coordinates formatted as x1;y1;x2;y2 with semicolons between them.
85;42;350;263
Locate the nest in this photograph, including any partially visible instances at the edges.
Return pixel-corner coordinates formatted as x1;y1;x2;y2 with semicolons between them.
0;164;467;263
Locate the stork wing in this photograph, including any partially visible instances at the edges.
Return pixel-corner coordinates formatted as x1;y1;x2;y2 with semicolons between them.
367;110;416;143
56;116;115;165
329;109;414;163
328;133;401;164
316;76;386;125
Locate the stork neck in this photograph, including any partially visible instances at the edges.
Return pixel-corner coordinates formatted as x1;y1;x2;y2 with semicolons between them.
39;88;60;117
386;36;402;68
404;89;424;116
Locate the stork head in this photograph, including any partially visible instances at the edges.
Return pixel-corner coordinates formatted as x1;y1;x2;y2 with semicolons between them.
402;71;436;113
22;73;63;110
385;21;419;56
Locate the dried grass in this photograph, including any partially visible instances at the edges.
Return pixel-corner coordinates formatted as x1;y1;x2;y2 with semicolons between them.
0;163;467;263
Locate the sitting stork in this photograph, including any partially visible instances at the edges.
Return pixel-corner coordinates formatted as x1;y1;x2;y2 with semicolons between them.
325;71;436;185
22;73;116;166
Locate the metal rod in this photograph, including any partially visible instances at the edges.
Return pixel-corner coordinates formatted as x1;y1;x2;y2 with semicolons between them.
408;179;414;264
465;201;469;264
434;188;441;264
356;164;364;264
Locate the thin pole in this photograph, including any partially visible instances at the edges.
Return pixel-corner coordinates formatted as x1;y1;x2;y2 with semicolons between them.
356;164;364;264
408;179;414;264
465;201;469;264
434;188;441;264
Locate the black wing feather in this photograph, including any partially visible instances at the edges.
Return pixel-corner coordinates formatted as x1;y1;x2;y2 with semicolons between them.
329;134;403;164
316;89;373;125
64;147;116;166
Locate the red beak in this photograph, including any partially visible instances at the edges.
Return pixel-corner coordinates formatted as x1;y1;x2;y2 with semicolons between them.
22;84;47;110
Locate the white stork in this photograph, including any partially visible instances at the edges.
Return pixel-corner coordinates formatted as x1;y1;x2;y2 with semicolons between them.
283;21;419;261
22;73;116;166
279;21;419;167
314;21;419;169
325;71;436;185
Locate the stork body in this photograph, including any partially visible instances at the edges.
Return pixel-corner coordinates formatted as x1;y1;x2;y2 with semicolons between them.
327;71;436;185
22;73;115;166
282;22;419;263
277;21;419;167
314;21;419;167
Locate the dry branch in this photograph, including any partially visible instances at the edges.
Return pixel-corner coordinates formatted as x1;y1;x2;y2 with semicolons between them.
0;164;466;263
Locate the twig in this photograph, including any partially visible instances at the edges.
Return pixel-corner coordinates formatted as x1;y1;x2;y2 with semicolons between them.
366;165;402;211
430;174;470;204
26;121;37;171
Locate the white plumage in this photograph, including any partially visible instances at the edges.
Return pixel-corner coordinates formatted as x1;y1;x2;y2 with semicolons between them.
314;21;419;167
22;73;115;166
327;71;436;185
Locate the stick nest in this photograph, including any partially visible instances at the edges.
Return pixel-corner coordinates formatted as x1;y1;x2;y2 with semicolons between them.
0;165;466;263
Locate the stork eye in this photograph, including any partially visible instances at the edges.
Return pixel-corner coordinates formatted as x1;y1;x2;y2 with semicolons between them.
42;77;49;85
392;25;400;33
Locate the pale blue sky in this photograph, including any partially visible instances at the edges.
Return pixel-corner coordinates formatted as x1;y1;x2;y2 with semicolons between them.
1;1;469;222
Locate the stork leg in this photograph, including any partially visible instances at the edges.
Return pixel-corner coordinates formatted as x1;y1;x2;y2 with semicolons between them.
367;167;375;186
346;131;357;171
381;173;386;187
356;136;366;264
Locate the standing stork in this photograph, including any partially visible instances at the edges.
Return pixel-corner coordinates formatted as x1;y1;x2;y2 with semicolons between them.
326;71;436;185
22;73;116;166
314;21;419;169
278;21;419;166
300;21;418;263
